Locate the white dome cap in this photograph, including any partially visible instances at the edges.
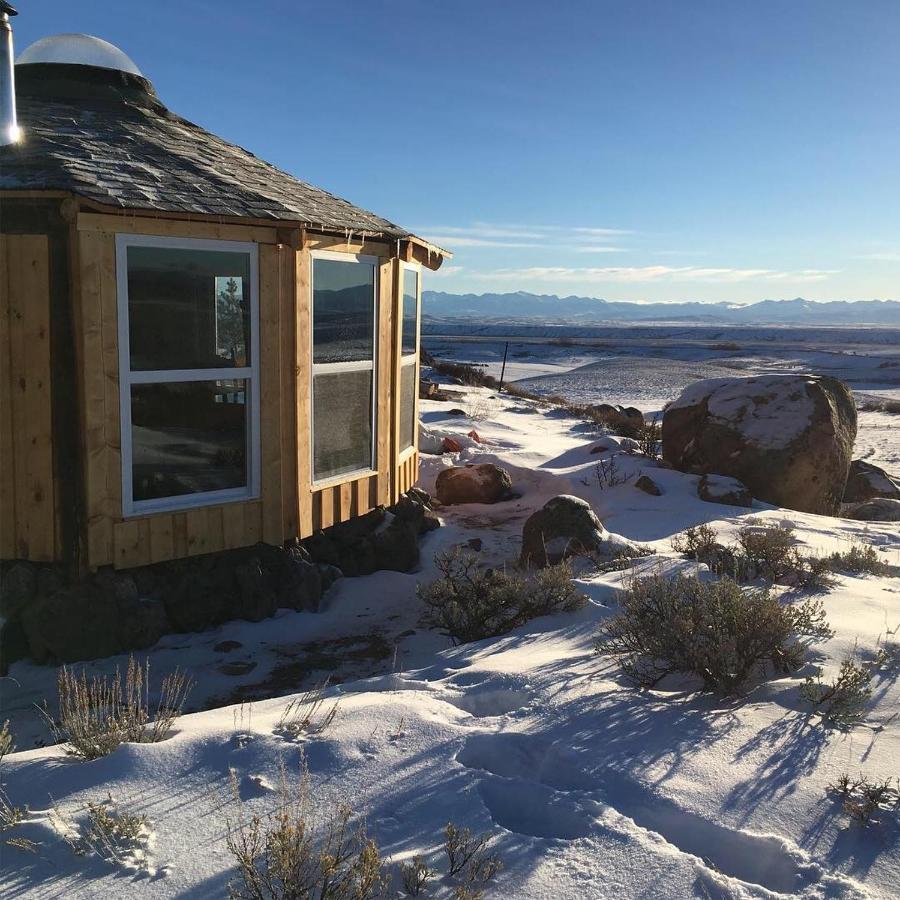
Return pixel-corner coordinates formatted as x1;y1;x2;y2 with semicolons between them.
16;34;143;76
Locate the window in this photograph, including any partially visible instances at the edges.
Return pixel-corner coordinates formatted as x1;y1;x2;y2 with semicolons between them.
399;264;420;453
311;252;378;482
116;234;260;516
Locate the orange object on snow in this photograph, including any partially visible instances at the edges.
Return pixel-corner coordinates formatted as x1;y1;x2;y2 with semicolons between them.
442;436;463;453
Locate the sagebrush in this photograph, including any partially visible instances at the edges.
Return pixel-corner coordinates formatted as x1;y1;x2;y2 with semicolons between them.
227;763;388;900
828;773;900;824
44;655;192;760
420;550;586;643
597;573;833;694
801;651;874;728
277;683;339;739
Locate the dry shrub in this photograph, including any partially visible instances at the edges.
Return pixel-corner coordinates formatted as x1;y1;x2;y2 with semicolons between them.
0;720;12;765
277;683;339;740
444;822;502;894
828;774;900;824
73;799;151;870
399;855;434;896
227;763;388;900
801;651;874;728
828;542;889;576
45;655;192;760
635;415;662;458
419;550;587;643
596;574;833;694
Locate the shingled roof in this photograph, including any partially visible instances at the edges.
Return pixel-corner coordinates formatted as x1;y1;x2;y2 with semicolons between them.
0;62;412;239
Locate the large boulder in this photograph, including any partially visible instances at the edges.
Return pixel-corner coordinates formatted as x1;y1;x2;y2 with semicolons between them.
435;464;512;505
844;498;900;522
843;460;900;504
520;494;635;567
662;374;856;515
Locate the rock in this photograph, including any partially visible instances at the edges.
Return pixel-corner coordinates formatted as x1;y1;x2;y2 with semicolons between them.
466;538;483;552
844;498;900;521
22;585;122;663
0;562;36;621
219;660;257;676
373;518;420;572
447;408;467;416
419;380;439;398
467;430;482;443
0;619;29;674
843;460;900;504
619;406;644;423
441;436;463;453
520;494;635;567
697;474;752;507
435;464;512;505
662;374;857;515
116;596;169;650
214;640;243;653
592;403;618;418
634;475;662;496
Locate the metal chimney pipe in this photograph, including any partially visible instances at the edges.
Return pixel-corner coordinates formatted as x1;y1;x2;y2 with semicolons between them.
0;1;19;146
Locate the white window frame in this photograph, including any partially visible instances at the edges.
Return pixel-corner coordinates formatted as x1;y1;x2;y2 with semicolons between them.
115;233;261;517
310;250;380;487
398;261;421;459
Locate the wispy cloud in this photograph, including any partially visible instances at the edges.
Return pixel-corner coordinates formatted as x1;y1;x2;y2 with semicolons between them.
425;235;541;249
478;266;838;284
855;251;900;262
428;265;465;278
413;221;632;252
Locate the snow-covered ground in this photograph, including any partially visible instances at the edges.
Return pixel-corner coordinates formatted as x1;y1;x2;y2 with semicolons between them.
2;387;899;899
424;329;900;476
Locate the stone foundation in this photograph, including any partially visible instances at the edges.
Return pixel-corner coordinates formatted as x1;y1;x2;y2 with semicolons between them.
0;490;439;670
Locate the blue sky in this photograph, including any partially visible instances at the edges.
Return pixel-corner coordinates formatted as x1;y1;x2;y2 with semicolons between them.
16;1;900;302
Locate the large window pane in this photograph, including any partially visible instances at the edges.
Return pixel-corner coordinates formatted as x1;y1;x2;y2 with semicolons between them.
127;246;251;371
131;380;248;501
401;268;418;356
313;370;373;480
313;258;376;364
399;363;416;452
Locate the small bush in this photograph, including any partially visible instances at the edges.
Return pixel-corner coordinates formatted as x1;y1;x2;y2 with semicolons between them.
399;855;434;896
277;682;339;739
591;455;635;490
597;574;833;694
227;763;388;900
74;799;151;870
827;542;889;576
801;652;874;728
635;415;662;458
0;720;13;765
736;524;798;580
45;655;192;760
828;774;900;824
444;823;502;888
420;550;587;643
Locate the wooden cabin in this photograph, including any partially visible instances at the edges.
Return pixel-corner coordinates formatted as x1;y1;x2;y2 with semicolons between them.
0;34;448;576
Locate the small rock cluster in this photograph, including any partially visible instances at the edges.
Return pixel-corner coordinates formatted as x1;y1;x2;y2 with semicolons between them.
301;488;440;575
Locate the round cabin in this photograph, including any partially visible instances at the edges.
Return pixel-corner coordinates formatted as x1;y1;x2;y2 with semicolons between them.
0;33;449;574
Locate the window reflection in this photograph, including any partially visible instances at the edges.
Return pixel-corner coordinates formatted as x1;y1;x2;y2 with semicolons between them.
131;380;248;501
312;258;375;364
127;246;251;371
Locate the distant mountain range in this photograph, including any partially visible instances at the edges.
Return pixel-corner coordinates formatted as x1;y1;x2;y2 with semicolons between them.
422;291;900;325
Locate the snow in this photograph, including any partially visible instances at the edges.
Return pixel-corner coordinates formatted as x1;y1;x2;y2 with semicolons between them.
2;386;899;899
668;374;818;449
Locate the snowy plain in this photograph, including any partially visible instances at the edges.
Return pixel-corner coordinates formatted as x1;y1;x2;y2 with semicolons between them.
1;348;899;897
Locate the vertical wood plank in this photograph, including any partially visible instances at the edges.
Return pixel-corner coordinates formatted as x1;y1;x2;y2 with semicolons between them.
98;235;121;521
318;487;334;529
295;248;313;537
376;257;394;507
7;235;55;560
0;237;15;558
172;512;188;559
259;243;283;546
244;501;263;545
354;477;370;516
79;230;114;567
206;505;225;554
149;515;175;562
279;245;299;538
114;518;150;569
222;503;246;550
339;481;353;523
185;507;210;557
